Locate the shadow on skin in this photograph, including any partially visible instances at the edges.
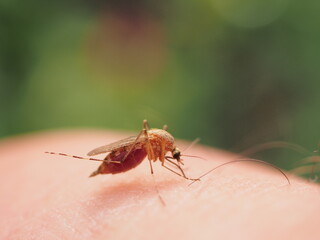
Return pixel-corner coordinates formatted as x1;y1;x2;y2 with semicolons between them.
84;177;179;212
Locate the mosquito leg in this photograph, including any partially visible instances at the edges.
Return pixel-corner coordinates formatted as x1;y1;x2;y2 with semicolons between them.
165;155;184;166
163;158;199;181
160;140;166;166
143;119;150;130
122;119;154;163
144;139;165;205
122;118;153;161
165;158;187;178
143;128;155;161
162;165;184;178
148;159;154;175
120;130;144;163
143;120;156;160
163;165;185;180
45;152;120;163
162;163;199;181
166;158;200;181
148;159;166;205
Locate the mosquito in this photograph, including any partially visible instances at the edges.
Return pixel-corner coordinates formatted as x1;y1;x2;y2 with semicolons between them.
46;120;199;181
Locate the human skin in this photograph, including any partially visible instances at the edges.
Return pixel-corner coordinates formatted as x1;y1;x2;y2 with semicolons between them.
0;130;320;240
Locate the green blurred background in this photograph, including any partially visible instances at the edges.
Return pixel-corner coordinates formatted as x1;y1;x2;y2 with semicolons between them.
0;0;319;169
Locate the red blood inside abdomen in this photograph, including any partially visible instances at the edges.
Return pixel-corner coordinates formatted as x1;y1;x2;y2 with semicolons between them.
102;148;148;174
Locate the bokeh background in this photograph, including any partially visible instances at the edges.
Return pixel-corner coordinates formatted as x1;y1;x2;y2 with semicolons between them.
1;0;319;170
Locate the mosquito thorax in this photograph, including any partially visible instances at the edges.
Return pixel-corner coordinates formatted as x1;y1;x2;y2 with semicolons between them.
148;129;175;144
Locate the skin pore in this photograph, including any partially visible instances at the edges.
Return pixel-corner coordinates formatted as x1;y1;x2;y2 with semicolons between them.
0;130;320;240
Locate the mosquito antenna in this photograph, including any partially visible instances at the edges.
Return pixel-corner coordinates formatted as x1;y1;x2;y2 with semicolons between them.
189;158;290;186
180;154;207;161
165;154;206;165
183;138;200;152
179;138;206;161
45;151;109;162
239;141;311;157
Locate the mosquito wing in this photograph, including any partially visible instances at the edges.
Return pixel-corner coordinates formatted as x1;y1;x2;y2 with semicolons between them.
87;135;146;156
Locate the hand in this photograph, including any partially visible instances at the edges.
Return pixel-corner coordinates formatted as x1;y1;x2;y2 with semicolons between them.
1;130;319;240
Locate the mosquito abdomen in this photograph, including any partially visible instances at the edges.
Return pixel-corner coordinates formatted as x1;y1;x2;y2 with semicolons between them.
89;148;148;176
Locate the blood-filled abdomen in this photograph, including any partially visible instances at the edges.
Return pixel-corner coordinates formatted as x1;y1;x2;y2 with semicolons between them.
89;148;147;177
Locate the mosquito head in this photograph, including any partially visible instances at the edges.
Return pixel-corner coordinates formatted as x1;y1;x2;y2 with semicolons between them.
172;147;181;161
